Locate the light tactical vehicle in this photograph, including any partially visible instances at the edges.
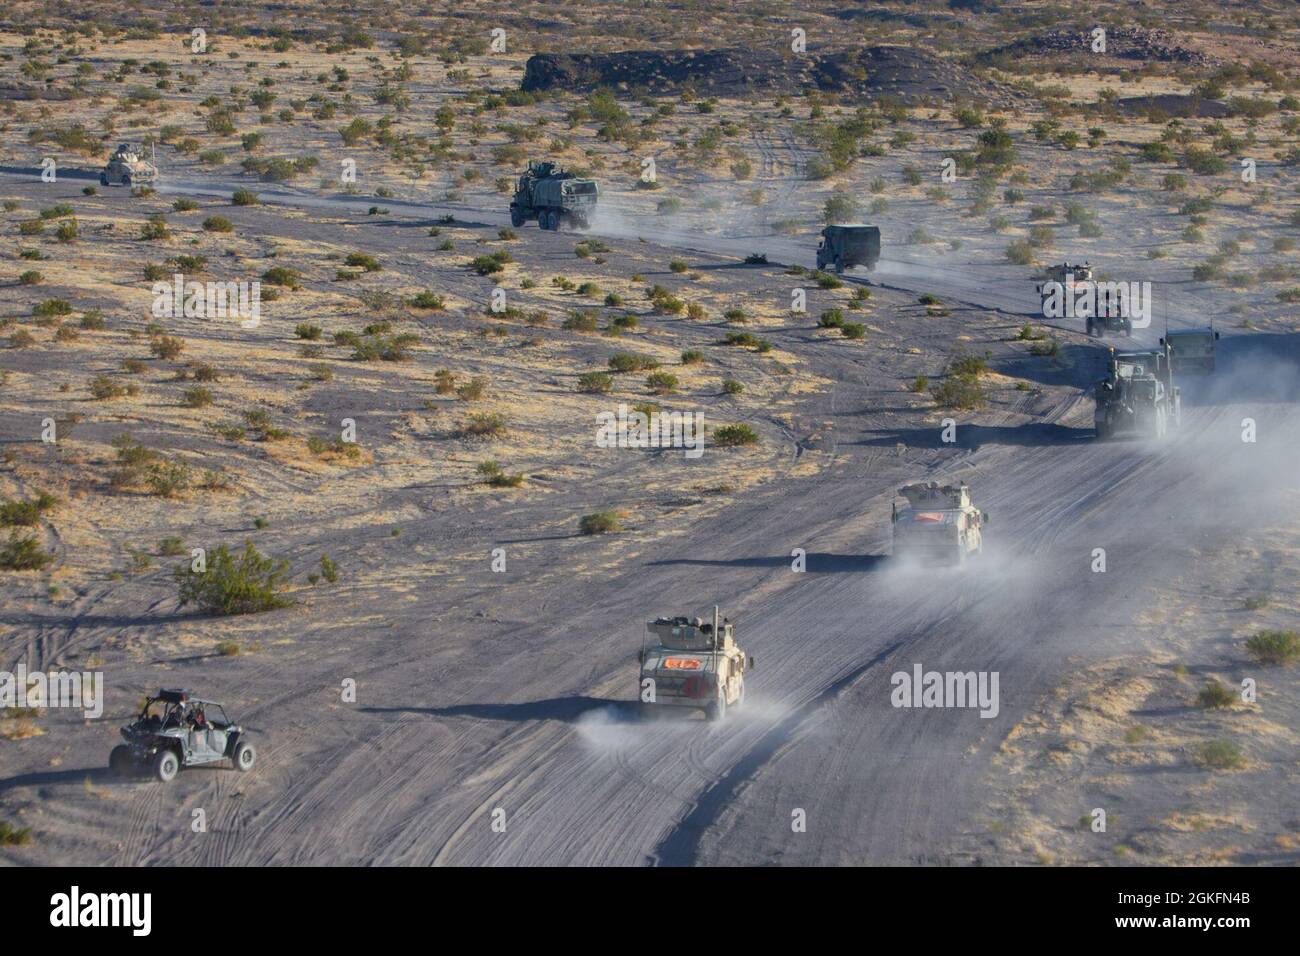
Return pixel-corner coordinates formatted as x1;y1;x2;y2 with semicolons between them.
100;142;157;187
1036;262;1093;290
110;688;256;782
1161;327;1220;373
638;608;752;721
510;160;598;230
1036;263;1132;337
891;482;987;564
816;224;881;273
1094;344;1182;440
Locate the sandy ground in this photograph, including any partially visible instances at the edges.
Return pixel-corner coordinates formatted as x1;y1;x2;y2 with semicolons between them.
1;8;1298;865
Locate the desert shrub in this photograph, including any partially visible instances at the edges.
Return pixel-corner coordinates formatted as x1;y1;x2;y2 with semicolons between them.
150;335;185;360
203;216;233;233
1197;680;1236;709
261;266;300;288
174;540;292;615
577;371;614;394
0;821;33;845
173;198;200;212
579;511;621;535
79;310;106;330
18;271;43;286
608;352;659;373
819;309;845;328
562;312;599;333
32;299;73;318
320;553;339;583
295;323;322;340
714;423;759;446
89;375;129;400
457;413;508;438
931;375;987;409
841;323;865;340
722;378;743;395
0;532;52;570
669;258;688;273
410;291;445;309
681;350;704;365
231;189;260;206
646;371;679;394
1245;630;1300;665
1192;740;1245;771
146;459;191;497
455;376;487;401
470;251;512;275
345;252;382;272
182;386;213;408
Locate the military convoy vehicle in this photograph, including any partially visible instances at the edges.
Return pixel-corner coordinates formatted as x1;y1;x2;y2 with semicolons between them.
816;224;881;273
1036;262;1133;337
1036;262;1093;290
100;142;157;187
1094;343;1182;440
509;160;598;231
1161;326;1220;373
110;689;256;782
891;482;987;564
638;608;752;721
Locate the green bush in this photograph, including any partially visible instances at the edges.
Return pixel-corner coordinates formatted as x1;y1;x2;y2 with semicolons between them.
646;371;679;394
1245;630;1300;665
0;532;52;570
579;511;621;535
1193;740;1246;771
577;371;614;394
231;188;260;206
608;352;659;373
714;423;759;446
1197;680;1236;709
175;541;292;615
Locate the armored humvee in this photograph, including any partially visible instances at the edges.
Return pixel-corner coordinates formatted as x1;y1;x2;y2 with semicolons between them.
100;142;157;187
638;608;752;721
510;160;598;231
110;688;256;782
891;482;987;564
1161;327;1220;373
1094;344;1182;439
1036;262;1093;290
816;224;881;274
1036;263;1132;337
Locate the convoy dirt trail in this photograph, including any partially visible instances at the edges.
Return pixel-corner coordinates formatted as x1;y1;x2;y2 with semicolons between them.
0;4;1298;873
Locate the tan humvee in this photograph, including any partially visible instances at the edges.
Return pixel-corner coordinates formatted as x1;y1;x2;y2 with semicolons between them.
637;608;753;721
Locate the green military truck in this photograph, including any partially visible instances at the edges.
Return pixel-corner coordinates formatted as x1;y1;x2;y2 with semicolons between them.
1094;343;1182;440
816;224;881;274
510;160;598;231
1161;326;1220;373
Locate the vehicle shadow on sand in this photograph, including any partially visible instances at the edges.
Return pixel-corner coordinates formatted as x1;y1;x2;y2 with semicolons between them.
852;421;1093;450
361;697;640;724
647;553;888;574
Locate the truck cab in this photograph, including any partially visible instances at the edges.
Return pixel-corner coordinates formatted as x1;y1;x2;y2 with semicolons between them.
817;224;881;274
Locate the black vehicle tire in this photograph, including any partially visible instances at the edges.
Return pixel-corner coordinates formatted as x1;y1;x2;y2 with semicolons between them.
153;749;179;783
123;173;132;187
99;172;109;186
834;257;843;275
510;208;525;228
707;691;727;722
232;739;257;772
110;745;134;778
